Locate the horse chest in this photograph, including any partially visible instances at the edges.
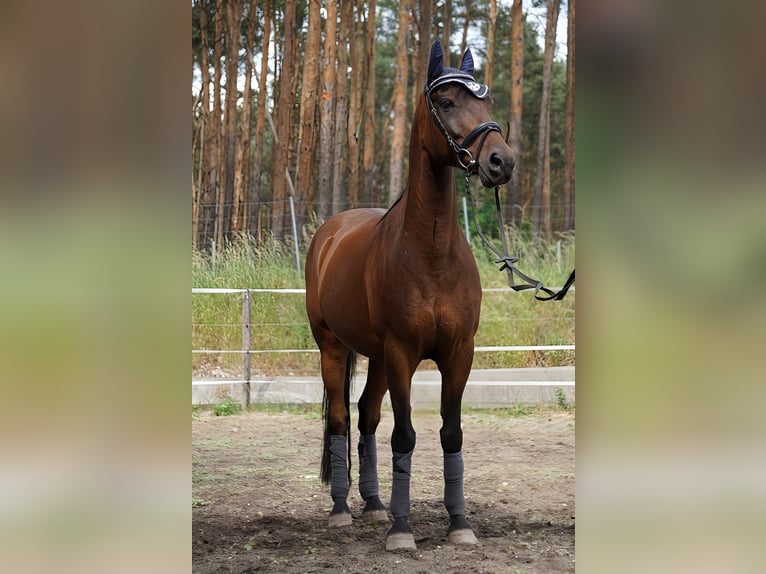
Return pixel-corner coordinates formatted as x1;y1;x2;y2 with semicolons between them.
377;289;479;350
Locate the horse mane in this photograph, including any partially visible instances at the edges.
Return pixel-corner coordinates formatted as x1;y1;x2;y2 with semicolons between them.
378;191;405;223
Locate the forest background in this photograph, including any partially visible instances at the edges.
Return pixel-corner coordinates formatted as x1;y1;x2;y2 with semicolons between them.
191;0;575;251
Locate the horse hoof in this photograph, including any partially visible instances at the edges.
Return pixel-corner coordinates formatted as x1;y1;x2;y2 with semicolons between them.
328;512;352;527
386;532;416;551
362;509;389;523
448;528;479;545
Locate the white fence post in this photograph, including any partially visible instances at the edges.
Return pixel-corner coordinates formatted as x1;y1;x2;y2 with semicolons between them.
242;289;252;406
289;195;301;277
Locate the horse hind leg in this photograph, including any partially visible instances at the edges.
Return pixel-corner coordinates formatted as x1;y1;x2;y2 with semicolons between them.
357;359;388;523
319;344;355;527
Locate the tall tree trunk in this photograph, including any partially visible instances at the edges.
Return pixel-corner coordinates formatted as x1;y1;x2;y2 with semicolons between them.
410;5;420;114
332;0;350;213
251;0;271;238
361;0;377;207
233;0;255;235
197;0;211;247
213;0;224;248
346;0;364;209
317;0;337;221
458;0;472;60
241;0;258;234
542;119;551;240
388;0;410;204
532;0;560;240
485;0;497;89
563;0;575;231
411;0;434;110
441;0;452;65
223;0;242;241
192;112;201;249
270;0;297;241
505;0;523;225
375;89;395;193
296;0;322;224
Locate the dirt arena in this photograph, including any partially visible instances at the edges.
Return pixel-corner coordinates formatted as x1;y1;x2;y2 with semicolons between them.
192;407;574;573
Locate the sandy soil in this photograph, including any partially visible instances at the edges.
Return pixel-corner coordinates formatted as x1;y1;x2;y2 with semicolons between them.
192;407;574;573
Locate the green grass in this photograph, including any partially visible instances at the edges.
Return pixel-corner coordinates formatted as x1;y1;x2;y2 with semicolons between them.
192;231;574;376
248;403;323;418
554;386;571;410
213;397;241;416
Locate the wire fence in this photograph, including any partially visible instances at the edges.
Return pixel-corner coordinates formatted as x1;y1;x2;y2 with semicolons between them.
192;287;575;386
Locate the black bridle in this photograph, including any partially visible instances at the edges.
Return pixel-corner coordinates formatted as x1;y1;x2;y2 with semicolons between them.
424;80;576;302
424;84;503;173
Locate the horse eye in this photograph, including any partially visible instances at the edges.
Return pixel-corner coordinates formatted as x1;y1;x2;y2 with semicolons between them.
439;98;454;110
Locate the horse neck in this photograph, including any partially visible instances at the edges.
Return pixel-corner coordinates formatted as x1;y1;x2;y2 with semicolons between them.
392;113;461;257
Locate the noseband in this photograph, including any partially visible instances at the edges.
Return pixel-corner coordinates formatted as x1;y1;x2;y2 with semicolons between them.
424;83;503;173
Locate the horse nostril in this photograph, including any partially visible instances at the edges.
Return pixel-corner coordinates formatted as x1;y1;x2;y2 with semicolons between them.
489;152;513;175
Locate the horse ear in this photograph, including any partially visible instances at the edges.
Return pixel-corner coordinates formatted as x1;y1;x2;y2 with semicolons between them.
427;40;444;83
459;47;475;76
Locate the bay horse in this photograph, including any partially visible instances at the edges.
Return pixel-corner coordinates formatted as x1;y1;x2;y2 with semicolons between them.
305;40;515;551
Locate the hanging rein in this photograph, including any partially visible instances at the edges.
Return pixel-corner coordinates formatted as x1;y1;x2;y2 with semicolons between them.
425;85;576;302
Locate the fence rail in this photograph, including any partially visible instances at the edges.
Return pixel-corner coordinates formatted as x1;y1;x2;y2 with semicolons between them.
192;287;573;294
192;345;575;355
193;288;574;405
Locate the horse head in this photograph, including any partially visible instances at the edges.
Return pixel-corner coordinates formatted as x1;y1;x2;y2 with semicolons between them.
422;40;515;188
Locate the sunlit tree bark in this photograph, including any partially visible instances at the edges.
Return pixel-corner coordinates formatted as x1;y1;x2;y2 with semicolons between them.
361;0;376;207
532;0;560;240
505;0;524;225
563;0;576;231
388;0;411;204
296;0;322;224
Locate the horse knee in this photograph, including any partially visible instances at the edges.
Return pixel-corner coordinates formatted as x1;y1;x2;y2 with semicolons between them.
440;423;463;454
358;411;381;435
391;425;416;454
328;410;348;436
358;399;381;434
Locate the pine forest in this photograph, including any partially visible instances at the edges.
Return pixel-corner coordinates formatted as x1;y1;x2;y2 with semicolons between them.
191;0;575;250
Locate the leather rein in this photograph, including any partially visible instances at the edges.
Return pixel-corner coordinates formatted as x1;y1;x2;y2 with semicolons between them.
425;83;576;302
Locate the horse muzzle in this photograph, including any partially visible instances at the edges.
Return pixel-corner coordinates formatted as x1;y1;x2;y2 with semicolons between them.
478;140;515;188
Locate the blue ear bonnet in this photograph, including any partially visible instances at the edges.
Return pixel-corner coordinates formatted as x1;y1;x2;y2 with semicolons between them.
425;40;490;100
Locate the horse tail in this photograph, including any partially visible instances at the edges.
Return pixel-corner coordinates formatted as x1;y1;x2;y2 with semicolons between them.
320;350;356;485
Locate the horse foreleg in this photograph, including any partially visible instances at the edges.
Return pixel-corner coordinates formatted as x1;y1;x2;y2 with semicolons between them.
357;360;388;522
439;353;479;545
385;349;418;551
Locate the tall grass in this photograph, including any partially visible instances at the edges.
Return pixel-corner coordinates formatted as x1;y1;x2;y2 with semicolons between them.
192;231;574;376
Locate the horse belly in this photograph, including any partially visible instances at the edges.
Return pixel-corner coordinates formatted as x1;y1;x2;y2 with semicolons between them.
306;210;384;359
319;277;379;358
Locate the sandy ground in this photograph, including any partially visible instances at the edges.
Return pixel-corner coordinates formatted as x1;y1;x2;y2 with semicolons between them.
193;407;574;573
